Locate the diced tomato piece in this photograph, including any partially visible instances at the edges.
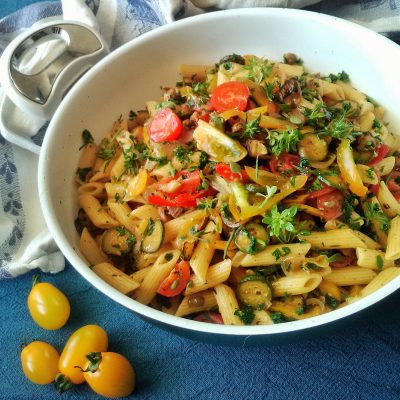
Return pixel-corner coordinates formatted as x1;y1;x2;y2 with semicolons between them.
369;183;380;196
316;190;344;220
394;191;400;203
194;312;224;324
367;144;390;166
148;108;183;142
387;171;400;192
210;81;250;112
214;163;248;182
157;260;191;297
269;153;301;175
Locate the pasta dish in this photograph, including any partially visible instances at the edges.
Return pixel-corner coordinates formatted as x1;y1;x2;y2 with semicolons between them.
74;53;400;325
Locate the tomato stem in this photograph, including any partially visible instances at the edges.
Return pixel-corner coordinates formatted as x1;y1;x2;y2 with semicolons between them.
83;352;102;373
54;373;73;393
32;274;40;287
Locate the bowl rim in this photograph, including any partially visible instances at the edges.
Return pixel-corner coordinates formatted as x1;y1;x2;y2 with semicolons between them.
39;7;400;336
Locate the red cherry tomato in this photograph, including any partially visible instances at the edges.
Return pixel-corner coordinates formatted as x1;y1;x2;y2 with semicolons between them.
214;163;248;182
369;183;380;196
394;191;400;203
307;183;336;200
148;189;215;208
157;260;191;297
316;190;344;220
269;153;301;175
148;108;183;142
210;81;250;112
367;144;390;166
387;171;400;192
194;312;224;324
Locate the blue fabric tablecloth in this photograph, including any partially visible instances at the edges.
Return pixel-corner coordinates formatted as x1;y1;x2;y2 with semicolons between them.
1;2;400;399
1;262;400;399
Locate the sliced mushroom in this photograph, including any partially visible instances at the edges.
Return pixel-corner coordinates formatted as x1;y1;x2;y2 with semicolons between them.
277;78;302;106
283;53;301;65
245;139;269;159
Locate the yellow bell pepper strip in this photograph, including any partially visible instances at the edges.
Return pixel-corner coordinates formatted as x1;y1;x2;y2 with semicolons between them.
228;175;308;221
193;120;247;162
337;139;368;197
244;166;287;189
219;109;247;122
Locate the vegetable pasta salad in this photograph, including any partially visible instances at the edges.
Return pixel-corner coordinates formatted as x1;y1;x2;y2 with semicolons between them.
75;53;400;326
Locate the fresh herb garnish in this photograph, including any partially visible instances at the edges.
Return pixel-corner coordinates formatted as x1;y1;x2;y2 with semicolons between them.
327;71;350;83
376;255;384;271
272;246;291;261
262;205;299;243
270;312;286;324
243;56;271;84
234;306;255;324
76;167;92;181
242;115;262;139
325;295;339;309
364;202;390;233
79;129;94;150
268;128;302;156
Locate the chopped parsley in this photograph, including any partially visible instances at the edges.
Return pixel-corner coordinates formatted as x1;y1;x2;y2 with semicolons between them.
79;129;94;150
296;306;305;315
319;103;354;140
327;71;350;83
241;115;262;139
76;167;92;181
272;246;291;261
268;128;302;156
243;56;272;84
270;312;286;324
262;205;299;243
376;255;384;271
325;295;339;309
234;306;255;325
364;201;390;233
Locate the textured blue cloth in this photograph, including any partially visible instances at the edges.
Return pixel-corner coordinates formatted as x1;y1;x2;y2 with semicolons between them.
1;262;400;399
1;1;400;399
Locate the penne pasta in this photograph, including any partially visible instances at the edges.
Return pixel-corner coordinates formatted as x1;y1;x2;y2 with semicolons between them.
213;284;243;325
300;229;381;250
324;267;377;286
356;247;394;270
175;290;217;317
92;262;139;295
133;249;181;305
385;215;400;260
361;267;400;297
272;273;322;296
80;228;109;265
78;194;119;229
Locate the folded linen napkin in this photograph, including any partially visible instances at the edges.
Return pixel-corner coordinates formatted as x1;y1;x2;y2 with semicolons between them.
1;0;399;279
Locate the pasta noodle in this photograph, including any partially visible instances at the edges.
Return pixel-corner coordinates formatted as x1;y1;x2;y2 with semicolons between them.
73;51;400;326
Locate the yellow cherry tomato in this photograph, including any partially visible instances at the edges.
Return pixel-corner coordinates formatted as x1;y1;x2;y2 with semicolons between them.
21;341;59;385
27;277;70;330
58;325;108;384
83;352;135;398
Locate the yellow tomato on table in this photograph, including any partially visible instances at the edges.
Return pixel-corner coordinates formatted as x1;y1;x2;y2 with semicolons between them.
83;352;136;398
21;341;59;384
58;325;108;385
27;278;70;330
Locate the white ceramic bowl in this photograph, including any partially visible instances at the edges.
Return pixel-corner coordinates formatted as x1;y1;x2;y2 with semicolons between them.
39;8;400;343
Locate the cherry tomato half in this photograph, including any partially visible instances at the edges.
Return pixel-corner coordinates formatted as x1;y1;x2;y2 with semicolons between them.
211;81;250;112
307;183;336;200
269;153;301;175
157;260;191;297
316;190;344;220
83;352;135;398
367;144;390;166
58;325;108;385
214;163;248;182
21;341;59;385
27;279;70;330
387;171;400;192
148;108;183;142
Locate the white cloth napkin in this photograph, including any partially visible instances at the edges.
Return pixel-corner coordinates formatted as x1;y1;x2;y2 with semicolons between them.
1;0;399;278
